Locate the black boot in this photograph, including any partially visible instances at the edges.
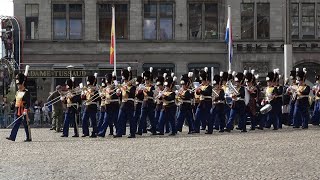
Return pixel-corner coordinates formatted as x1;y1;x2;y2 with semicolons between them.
6;137;14;141
90;134;97;138
128;134;136;138
113;135;122;138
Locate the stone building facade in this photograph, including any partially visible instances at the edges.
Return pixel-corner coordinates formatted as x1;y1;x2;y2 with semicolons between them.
11;0;320;102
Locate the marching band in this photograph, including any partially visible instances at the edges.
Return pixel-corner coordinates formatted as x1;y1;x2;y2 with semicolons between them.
5;65;320;141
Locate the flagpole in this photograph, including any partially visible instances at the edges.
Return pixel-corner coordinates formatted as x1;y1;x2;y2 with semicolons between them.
228;5;232;72
112;5;117;76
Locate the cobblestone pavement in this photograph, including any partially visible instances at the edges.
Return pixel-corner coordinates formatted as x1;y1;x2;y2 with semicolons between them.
1;126;320;180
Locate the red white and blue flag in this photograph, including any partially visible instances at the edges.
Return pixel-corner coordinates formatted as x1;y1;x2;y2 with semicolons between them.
225;17;233;65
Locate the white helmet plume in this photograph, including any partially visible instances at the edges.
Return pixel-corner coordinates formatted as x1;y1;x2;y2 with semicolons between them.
24;65;30;76
232;71;236;76
173;76;177;82
303;68;307;73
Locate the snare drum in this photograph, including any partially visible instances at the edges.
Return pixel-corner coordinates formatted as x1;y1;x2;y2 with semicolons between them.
260;104;272;115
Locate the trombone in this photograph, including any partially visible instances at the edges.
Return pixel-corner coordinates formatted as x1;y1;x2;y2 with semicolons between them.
212;88;219;98
44;90;79;107
226;80;239;95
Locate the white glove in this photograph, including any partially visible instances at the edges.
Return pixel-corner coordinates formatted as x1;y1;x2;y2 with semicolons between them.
114;80;118;86
79;83;83;89
175;90;179;94
116;89;121;94
60;96;65;101
81;91;86;96
23;109;27;115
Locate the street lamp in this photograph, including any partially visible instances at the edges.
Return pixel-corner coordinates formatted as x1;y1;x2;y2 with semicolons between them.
66;65;74;79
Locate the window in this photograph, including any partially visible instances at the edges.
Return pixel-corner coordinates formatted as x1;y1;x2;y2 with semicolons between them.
144;2;173;40
257;3;270;39
241;3;254;39
142;63;175;77
188;63;220;80
69;4;82;40
53;4;83;40
291;3;299;39
301;3;315;39
98;4;128;40
189;3;218;40
25;4;39;40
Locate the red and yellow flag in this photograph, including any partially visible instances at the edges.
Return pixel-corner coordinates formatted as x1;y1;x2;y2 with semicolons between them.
110;6;116;65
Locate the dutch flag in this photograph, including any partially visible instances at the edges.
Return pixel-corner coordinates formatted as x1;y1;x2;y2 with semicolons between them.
225;17;233;65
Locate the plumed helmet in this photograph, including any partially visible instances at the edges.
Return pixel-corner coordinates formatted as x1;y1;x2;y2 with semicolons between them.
180;74;189;85
136;76;143;85
315;75;320;82
143;70;152;81
101;78;106;87
199;70;208;81
213;74;221;85
235;72;244;83
15;73;26;85
273;69;280;82
266;72;275;82
112;71;117;81
87;75;96;85
228;71;236;81
221;72;228;82
121;69;130;80
245;72;254;83
106;73;113;84
289;70;296;80
156;76;164;86
297;68;307;81
65;79;73;89
164;76;175;87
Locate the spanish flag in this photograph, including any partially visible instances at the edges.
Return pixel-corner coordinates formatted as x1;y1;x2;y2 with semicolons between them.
110;6;116;65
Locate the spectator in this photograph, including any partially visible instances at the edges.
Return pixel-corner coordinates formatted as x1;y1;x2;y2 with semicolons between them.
0;99;4;128
47;85;63;132
1;97;11;128
33;100;41;126
42;104;51;125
